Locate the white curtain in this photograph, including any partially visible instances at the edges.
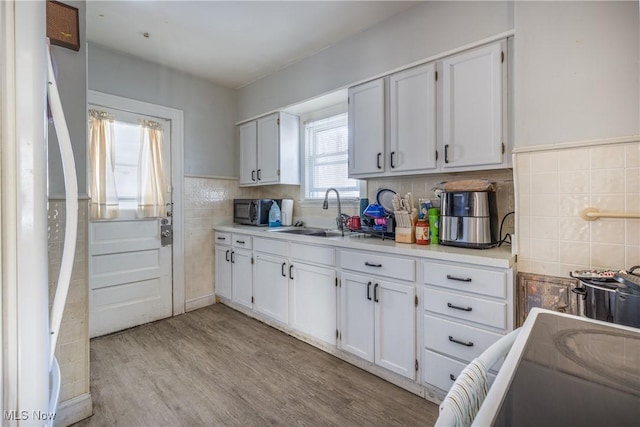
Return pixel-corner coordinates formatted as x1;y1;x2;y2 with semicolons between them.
137;120;167;218
88;109;119;219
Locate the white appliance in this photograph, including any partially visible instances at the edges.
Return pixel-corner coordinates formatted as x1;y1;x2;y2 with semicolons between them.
1;2;78;423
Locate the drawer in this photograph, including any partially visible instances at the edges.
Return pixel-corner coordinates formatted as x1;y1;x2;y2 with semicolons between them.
423;288;507;329
231;234;252;249
214;232;231;245
423;349;495;392
340;250;415;282
253;237;288;257
423;260;507;299
423;314;503;363
290;242;335;267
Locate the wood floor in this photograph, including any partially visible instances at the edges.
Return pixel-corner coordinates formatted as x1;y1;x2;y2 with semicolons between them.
74;303;438;426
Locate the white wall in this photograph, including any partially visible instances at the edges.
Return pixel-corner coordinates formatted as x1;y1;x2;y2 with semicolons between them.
514;1;639;147
48;0;87;195
87;43;238;178
237;1;514;122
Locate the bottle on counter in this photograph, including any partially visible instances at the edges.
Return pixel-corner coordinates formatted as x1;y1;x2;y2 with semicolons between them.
415;218;430;245
428;208;440;245
268;200;281;227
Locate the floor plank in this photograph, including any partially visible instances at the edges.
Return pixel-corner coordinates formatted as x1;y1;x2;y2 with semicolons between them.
74;304;438;426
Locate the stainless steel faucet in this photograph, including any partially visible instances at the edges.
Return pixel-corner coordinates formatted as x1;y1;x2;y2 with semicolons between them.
323;188;349;236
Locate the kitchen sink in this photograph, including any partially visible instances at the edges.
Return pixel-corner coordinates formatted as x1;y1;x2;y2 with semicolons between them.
267;227;343;238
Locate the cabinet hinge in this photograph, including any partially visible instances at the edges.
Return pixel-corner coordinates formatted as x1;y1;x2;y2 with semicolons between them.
277;118;280;125
435;71;438;81
415;359;419;371
501;51;505;63
415;295;418;307
435;150;438;161
502;142;505;154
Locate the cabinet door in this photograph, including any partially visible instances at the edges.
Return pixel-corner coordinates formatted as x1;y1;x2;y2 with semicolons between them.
389;63;437;173
254;253;289;324
348;79;385;177
442;41;504;169
214;244;232;299
239;121;257;185
256;113;280;184
231;248;253;310
289;262;336;345
375;280;416;380
340;272;374;362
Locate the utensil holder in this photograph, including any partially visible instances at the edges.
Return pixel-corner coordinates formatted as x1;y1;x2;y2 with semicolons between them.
395;226;415;243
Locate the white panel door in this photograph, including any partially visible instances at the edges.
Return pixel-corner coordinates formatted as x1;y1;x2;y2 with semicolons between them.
442;41;504;168
90;219;172;337
289;262;336;345
389;63;437;173
214;244;232;299
253;253;289;324
231;248;253;310
239;121;257;185
374;279;416;379
348;79;385;176
256;113;280;184
340;272;374;362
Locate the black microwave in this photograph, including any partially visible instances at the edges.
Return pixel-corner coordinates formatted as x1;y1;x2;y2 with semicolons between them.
233;199;281;226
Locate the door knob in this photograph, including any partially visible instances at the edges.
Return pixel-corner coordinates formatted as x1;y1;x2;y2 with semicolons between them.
161;230;171;238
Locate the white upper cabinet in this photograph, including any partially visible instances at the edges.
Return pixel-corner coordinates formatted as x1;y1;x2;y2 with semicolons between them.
239;112;300;186
441;41;506;170
389;63;437;173
239;121;257;185
348;79;385;176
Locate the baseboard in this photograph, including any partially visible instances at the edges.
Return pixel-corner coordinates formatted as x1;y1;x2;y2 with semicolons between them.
185;293;216;312
54;393;93;427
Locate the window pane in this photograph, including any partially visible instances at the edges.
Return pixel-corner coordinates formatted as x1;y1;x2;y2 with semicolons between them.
305;113;360;200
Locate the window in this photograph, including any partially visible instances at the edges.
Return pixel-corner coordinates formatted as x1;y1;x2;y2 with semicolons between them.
304;112;361;200
112;120;142;210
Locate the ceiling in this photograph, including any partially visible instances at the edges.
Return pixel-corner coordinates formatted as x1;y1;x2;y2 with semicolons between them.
86;1;418;89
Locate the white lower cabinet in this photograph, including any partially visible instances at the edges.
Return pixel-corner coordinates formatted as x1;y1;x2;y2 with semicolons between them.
253;253;289;324
231;248;253;310
289;262;337;345
340;271;416;380
214;244;232;299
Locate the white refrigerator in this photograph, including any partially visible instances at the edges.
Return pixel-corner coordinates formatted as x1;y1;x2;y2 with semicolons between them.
1;1;78;425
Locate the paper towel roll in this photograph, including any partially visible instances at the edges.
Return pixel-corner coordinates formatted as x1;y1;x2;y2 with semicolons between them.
281;199;294;226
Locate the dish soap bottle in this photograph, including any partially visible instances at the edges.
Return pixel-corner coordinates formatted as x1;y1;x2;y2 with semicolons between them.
268;200;281;227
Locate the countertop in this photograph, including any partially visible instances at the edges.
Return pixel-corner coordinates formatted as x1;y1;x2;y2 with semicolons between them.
213;224;515;269
474;308;640;426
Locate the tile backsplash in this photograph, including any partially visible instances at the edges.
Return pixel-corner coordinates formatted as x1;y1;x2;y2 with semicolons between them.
515;140;640;276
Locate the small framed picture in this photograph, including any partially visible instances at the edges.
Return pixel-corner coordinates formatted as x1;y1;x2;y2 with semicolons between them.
46;1;80;51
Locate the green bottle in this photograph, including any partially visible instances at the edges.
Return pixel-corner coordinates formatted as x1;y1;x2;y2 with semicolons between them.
428;208;440;244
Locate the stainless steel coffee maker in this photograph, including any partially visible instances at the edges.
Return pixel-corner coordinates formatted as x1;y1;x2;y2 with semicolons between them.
440;191;499;249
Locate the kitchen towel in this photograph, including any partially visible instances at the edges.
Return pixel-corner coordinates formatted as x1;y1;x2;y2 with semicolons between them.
281;199;294;226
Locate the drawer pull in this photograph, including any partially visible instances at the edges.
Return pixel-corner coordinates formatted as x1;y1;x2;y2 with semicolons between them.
217;236;227;241
447;302;472;312
449;336;474;347
366;282;372;301
236;240;245;244
365;262;382;268
446;274;472;282
449;374;456;381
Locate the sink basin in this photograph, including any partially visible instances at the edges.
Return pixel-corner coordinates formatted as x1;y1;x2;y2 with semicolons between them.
267;227;343;238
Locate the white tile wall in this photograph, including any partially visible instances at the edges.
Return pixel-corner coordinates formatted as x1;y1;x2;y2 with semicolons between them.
516;141;640;276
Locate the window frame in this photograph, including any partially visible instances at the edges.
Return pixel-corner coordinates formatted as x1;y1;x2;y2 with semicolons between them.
298;103;365;207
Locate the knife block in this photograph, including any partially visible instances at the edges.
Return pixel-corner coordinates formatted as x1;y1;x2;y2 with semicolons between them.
395;226;415;243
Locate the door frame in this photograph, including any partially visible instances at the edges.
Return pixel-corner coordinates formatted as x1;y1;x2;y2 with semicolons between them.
87;90;185;316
